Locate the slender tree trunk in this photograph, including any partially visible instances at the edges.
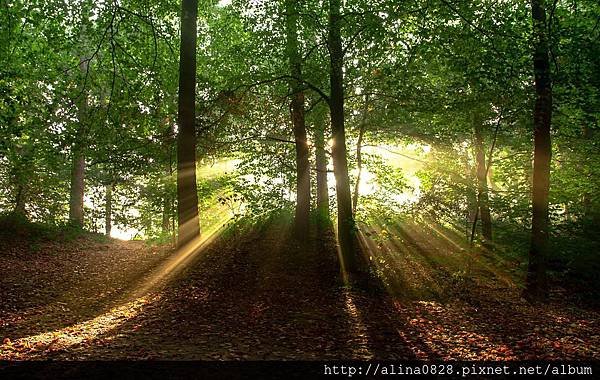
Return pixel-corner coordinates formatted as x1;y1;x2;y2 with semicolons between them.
105;184;112;237
315;113;330;227
11;147;32;218
13;182;26;216
352;94;370;214
162;157;172;234
69;3;91;228
176;0;200;247
524;0;553;301
464;156;478;236
69;57;88;227
285;0;311;240
162;190;171;234
581;126;598;229
328;0;360;275
69;137;86;226
473;113;493;243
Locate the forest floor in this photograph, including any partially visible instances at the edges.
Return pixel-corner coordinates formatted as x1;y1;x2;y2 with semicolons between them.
1;217;599;360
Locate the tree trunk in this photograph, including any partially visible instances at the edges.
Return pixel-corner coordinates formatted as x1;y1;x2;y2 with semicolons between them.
328;0;360;275
473;113;493;243
352;94;370;214
315;112;330;227
69;3;91;228
464;156;478;237
581;126;598;229
162;158;172;234
11;146;32;218
69;138;86;226
176;0;201;248
524;0;553;301
162;191;171;234
13;183;26;216
105;184;112;237
285;0;311;240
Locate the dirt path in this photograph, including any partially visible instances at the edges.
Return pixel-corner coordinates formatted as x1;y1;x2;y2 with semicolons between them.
1;219;599;360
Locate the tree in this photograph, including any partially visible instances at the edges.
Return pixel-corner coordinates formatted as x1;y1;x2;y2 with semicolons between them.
524;0;553;301
105;183;112;236
352;94;370;214
69;1;92;227
328;0;361;275
473;110;493;244
314;108;330;229
176;0;201;247
285;0;311;240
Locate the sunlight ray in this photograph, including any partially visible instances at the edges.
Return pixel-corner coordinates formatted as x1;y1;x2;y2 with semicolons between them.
0;213;232;360
0;295;158;360
132;212;231;298
342;291;373;359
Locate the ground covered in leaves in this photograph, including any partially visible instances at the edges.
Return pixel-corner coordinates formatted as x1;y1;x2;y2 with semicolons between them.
1;218;599;360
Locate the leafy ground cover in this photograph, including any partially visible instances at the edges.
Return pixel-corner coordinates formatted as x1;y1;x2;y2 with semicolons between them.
1;218;598;360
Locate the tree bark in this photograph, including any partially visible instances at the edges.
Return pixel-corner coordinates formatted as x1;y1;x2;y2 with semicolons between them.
13;182;26;216
473;113;493;243
176;0;201;248
285;0;311;240
69;129;86;227
162;155;173;234
464;156;478;236
524;0;553;301
352;94;370;214
68;49;88;227
315;112;330;228
162;187;171;234
328;0;361;275
105;184;112;237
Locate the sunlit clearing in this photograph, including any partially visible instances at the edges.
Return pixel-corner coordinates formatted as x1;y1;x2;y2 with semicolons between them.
331;143;430;207
362;144;428;171
355;169;376;195
197;158;239;177
110;226;138;240
0;295;158;360
217;0;232;7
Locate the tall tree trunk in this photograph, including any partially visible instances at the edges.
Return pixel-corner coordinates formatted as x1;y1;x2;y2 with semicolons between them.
13;183;26;216
473;113;493;243
162;189;171;234
69;127;86;226
315;112;330;227
285;0;311;240
69;2;91;227
162;155;173;234
176;0;200;248
352;94;370;214
524;0;553;301
581;126;598;229
12;147;32;218
464;155;478;236
105;184;112;237
328;0;360;275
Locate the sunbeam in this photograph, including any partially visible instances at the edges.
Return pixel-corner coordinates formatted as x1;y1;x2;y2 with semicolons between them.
0;296;157;360
0;209;232;360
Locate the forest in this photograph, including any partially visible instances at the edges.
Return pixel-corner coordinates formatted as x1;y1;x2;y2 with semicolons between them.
1;0;600;368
